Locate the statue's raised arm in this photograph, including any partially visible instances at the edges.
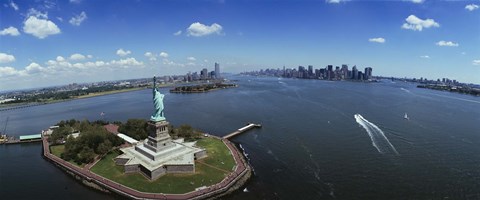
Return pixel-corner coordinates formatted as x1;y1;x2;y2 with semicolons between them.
151;76;166;122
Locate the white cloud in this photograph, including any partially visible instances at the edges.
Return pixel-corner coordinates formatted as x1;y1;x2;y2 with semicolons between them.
0;53;15;63
465;4;479;11
159;52;169;58
110;57;143;68
69;11;87;26
23;16;61;39
56;56;65;62
187;22;223;37
144;52;157;61
420;55;430;59
401;15;439;31
436;40;459;47
162;59;185;67
473;60;480;65
116;48;131;57
0;55;147;82
27;8;48;19
326;0;343;3
461;52;466;55
173;30;182;36
70;53;86;61
43;0;57;9
0;26;20;36
9;1;19;11
25;62;44;74
0;66;21;77
368;37;385;43
69;0;82;3
187;57;196;61
408;0;424;3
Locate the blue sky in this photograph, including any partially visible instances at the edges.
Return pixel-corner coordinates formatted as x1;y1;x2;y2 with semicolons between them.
0;0;479;90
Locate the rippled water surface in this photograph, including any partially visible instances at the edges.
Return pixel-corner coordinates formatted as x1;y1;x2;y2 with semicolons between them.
1;76;480;199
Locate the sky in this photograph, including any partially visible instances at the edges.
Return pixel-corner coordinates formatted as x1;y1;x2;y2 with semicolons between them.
0;0;479;91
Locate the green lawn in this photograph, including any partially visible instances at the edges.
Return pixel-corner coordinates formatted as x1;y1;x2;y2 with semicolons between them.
90;137;236;194
49;144;85;168
50;144;65;158
196;137;236;172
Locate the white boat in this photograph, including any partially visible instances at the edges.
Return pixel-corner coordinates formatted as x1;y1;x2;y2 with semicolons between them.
243;187;249;192
404;113;409;120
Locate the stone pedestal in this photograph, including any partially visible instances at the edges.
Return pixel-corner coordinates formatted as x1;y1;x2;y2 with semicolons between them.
144;120;175;153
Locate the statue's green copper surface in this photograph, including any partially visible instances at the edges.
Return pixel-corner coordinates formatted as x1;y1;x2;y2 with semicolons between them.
150;76;166;122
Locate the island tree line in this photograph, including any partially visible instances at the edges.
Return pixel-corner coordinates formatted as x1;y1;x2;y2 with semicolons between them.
49;119;202;165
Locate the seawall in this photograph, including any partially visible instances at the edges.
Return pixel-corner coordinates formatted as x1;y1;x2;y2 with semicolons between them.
42;135;251;200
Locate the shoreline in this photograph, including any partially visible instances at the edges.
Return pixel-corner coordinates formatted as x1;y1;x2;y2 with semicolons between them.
42;135;252;200
0;87;149;112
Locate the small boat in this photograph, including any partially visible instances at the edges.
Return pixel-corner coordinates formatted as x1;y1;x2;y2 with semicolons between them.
404;113;409;120
243;187;249;192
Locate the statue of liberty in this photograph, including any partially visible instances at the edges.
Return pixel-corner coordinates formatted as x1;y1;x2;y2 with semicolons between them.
151;76;166;122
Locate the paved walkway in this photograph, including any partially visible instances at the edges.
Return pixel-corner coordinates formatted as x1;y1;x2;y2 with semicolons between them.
42;136;249;200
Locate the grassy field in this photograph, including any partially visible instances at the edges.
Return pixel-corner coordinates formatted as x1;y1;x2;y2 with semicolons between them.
90;137;235;194
49;144;85;168
50;144;65;158
196;137;236;172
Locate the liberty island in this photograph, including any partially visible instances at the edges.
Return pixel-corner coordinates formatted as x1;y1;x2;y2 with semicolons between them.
40;76;253;199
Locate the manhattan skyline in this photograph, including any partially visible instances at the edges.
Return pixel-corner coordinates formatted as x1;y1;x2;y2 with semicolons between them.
1;0;479;90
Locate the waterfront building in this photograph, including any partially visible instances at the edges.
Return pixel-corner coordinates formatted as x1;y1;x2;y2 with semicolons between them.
115;77;207;180
352;65;358;80
341;64;348;79
201;68;208;80
298;66;305;78
319;68;326;79
364;67;372;80
215;62;220;79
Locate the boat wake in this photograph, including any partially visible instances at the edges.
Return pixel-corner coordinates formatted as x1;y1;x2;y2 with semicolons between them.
354;114;399;155
400;87;411;93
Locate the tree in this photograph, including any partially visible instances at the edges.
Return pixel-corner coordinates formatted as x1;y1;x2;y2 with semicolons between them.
175;124;201;141
79;120;90;132
77;147;95;164
118;119;148;140
62;136;79;161
96;140;112;155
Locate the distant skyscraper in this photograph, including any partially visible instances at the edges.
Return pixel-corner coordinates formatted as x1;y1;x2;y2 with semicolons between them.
319;68;326;79
298;66;305;78
352;65;358;80
341;64;349;79
214;62;220;79
364;67;372;80
201;68;208;80
308;65;313;77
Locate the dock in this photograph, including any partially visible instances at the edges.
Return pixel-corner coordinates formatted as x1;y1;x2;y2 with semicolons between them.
223;123;262;139
0;134;42;145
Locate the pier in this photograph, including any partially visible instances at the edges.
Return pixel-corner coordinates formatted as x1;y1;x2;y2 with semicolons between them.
223;123;262;139
0;134;42;145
